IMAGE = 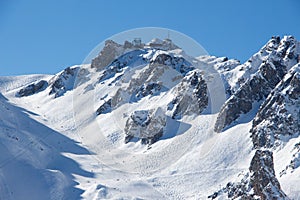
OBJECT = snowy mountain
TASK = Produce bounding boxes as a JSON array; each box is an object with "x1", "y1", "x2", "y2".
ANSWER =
[{"x1": 0, "y1": 36, "x2": 299, "y2": 199}]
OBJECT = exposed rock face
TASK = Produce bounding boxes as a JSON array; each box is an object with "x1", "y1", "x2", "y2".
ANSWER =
[
  {"x1": 100, "y1": 49, "x2": 193, "y2": 111},
  {"x1": 251, "y1": 64, "x2": 300, "y2": 149},
  {"x1": 92, "y1": 38, "x2": 181, "y2": 71},
  {"x1": 214, "y1": 60, "x2": 287, "y2": 133},
  {"x1": 249, "y1": 150, "x2": 287, "y2": 200},
  {"x1": 124, "y1": 108, "x2": 166, "y2": 145},
  {"x1": 16, "y1": 80, "x2": 48, "y2": 97},
  {"x1": 214, "y1": 36, "x2": 299, "y2": 132},
  {"x1": 168, "y1": 69, "x2": 208, "y2": 119},
  {"x1": 110, "y1": 64, "x2": 173, "y2": 110},
  {"x1": 49, "y1": 66, "x2": 79, "y2": 98},
  {"x1": 15, "y1": 66, "x2": 80, "y2": 98},
  {"x1": 209, "y1": 37, "x2": 300, "y2": 199},
  {"x1": 135, "y1": 82, "x2": 163, "y2": 100},
  {"x1": 91, "y1": 40, "x2": 125, "y2": 70},
  {"x1": 98, "y1": 49, "x2": 148, "y2": 83},
  {"x1": 210, "y1": 61, "x2": 300, "y2": 200},
  {"x1": 208, "y1": 172, "x2": 253, "y2": 199},
  {"x1": 151, "y1": 53, "x2": 193, "y2": 75},
  {"x1": 93, "y1": 45, "x2": 206, "y2": 146},
  {"x1": 209, "y1": 150, "x2": 287, "y2": 200},
  {"x1": 96, "y1": 99, "x2": 112, "y2": 115}
]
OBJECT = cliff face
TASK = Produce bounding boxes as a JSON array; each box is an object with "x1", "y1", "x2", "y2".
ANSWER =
[
  {"x1": 251, "y1": 64, "x2": 300, "y2": 149},
  {"x1": 209, "y1": 150, "x2": 288, "y2": 200},
  {"x1": 167, "y1": 69, "x2": 208, "y2": 119},
  {"x1": 215, "y1": 36, "x2": 299, "y2": 133},
  {"x1": 249, "y1": 150, "x2": 287, "y2": 200},
  {"x1": 91, "y1": 40, "x2": 125, "y2": 70}
]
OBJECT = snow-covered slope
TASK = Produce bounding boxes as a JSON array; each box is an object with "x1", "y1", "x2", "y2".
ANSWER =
[
  {"x1": 0, "y1": 36, "x2": 300, "y2": 199},
  {"x1": 0, "y1": 87, "x2": 93, "y2": 200}
]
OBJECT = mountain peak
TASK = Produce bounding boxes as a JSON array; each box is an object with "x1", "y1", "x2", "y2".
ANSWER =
[{"x1": 91, "y1": 38, "x2": 181, "y2": 70}]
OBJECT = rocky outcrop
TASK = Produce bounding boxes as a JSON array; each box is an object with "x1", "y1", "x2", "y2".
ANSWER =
[
  {"x1": 97, "y1": 47, "x2": 191, "y2": 85},
  {"x1": 250, "y1": 150, "x2": 287, "y2": 200},
  {"x1": 251, "y1": 64, "x2": 300, "y2": 149},
  {"x1": 16, "y1": 80, "x2": 48, "y2": 97},
  {"x1": 209, "y1": 150, "x2": 288, "y2": 200},
  {"x1": 98, "y1": 49, "x2": 148, "y2": 83},
  {"x1": 124, "y1": 108, "x2": 166, "y2": 145},
  {"x1": 96, "y1": 99, "x2": 112, "y2": 115},
  {"x1": 91, "y1": 40, "x2": 125, "y2": 70},
  {"x1": 214, "y1": 36, "x2": 299, "y2": 132},
  {"x1": 151, "y1": 53, "x2": 193, "y2": 75},
  {"x1": 208, "y1": 172, "x2": 253, "y2": 199},
  {"x1": 16, "y1": 66, "x2": 80, "y2": 98},
  {"x1": 134, "y1": 82, "x2": 163, "y2": 100},
  {"x1": 49, "y1": 66, "x2": 79, "y2": 98},
  {"x1": 214, "y1": 60, "x2": 287, "y2": 133},
  {"x1": 210, "y1": 38, "x2": 299, "y2": 199},
  {"x1": 167, "y1": 69, "x2": 208, "y2": 119},
  {"x1": 92, "y1": 38, "x2": 181, "y2": 71},
  {"x1": 104, "y1": 50, "x2": 193, "y2": 110}
]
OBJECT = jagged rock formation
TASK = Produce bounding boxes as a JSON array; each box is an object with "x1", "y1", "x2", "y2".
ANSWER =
[
  {"x1": 16, "y1": 80, "x2": 48, "y2": 97},
  {"x1": 98, "y1": 49, "x2": 148, "y2": 83},
  {"x1": 95, "y1": 49, "x2": 193, "y2": 114},
  {"x1": 96, "y1": 47, "x2": 192, "y2": 86},
  {"x1": 167, "y1": 69, "x2": 208, "y2": 119},
  {"x1": 135, "y1": 82, "x2": 163, "y2": 100},
  {"x1": 49, "y1": 66, "x2": 79, "y2": 98},
  {"x1": 208, "y1": 175, "x2": 253, "y2": 199},
  {"x1": 214, "y1": 60, "x2": 287, "y2": 133},
  {"x1": 251, "y1": 64, "x2": 300, "y2": 149},
  {"x1": 96, "y1": 99, "x2": 112, "y2": 115},
  {"x1": 91, "y1": 38, "x2": 181, "y2": 71},
  {"x1": 150, "y1": 52, "x2": 193, "y2": 76},
  {"x1": 250, "y1": 150, "x2": 287, "y2": 200},
  {"x1": 91, "y1": 40, "x2": 125, "y2": 70},
  {"x1": 209, "y1": 150, "x2": 287, "y2": 200},
  {"x1": 210, "y1": 36, "x2": 300, "y2": 199},
  {"x1": 16, "y1": 66, "x2": 80, "y2": 99},
  {"x1": 124, "y1": 108, "x2": 166, "y2": 145},
  {"x1": 214, "y1": 36, "x2": 300, "y2": 132}
]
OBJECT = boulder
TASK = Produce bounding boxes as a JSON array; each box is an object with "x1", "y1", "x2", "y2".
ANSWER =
[
  {"x1": 124, "y1": 108, "x2": 166, "y2": 145},
  {"x1": 16, "y1": 80, "x2": 48, "y2": 97}
]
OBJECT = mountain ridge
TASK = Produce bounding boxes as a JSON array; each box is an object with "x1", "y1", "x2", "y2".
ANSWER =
[{"x1": 0, "y1": 35, "x2": 299, "y2": 199}]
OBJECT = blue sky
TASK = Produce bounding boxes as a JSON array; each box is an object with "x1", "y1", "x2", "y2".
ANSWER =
[{"x1": 1, "y1": 0, "x2": 300, "y2": 76}]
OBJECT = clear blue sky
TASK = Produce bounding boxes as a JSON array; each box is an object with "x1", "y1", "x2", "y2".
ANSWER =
[{"x1": 1, "y1": 0, "x2": 300, "y2": 76}]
